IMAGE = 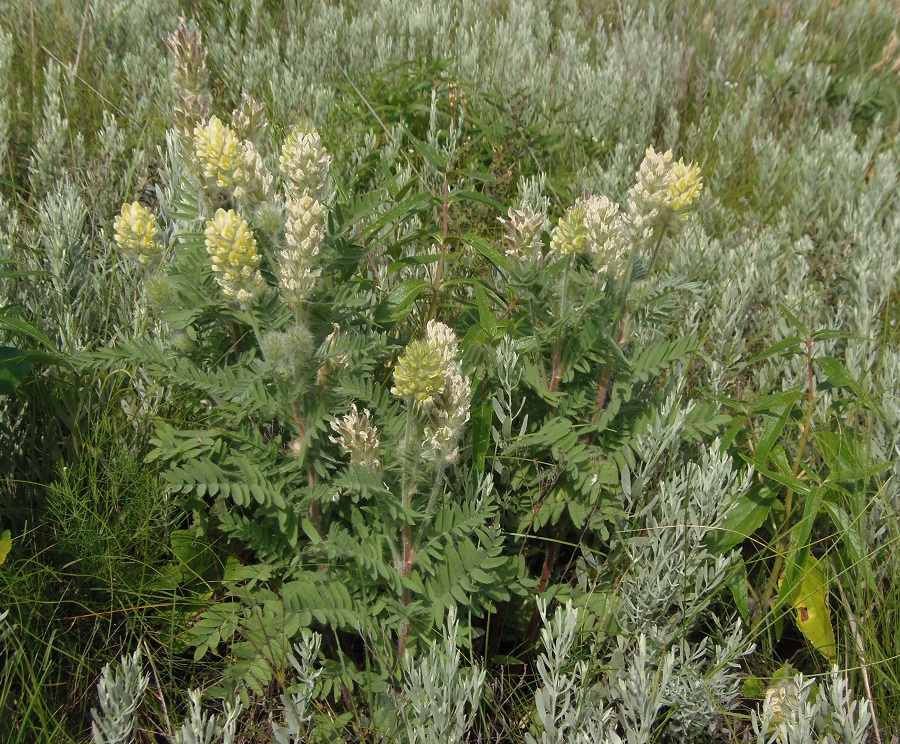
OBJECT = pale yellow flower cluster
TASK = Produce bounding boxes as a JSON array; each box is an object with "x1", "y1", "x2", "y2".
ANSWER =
[
  {"x1": 330, "y1": 403, "x2": 381, "y2": 470},
  {"x1": 548, "y1": 199, "x2": 591, "y2": 259},
  {"x1": 279, "y1": 126, "x2": 330, "y2": 199},
  {"x1": 762, "y1": 678, "x2": 802, "y2": 729},
  {"x1": 193, "y1": 116, "x2": 242, "y2": 188},
  {"x1": 279, "y1": 195, "x2": 326, "y2": 307},
  {"x1": 114, "y1": 201, "x2": 161, "y2": 264},
  {"x1": 232, "y1": 140, "x2": 272, "y2": 203},
  {"x1": 392, "y1": 321, "x2": 471, "y2": 465},
  {"x1": 584, "y1": 195, "x2": 629, "y2": 274},
  {"x1": 667, "y1": 159, "x2": 704, "y2": 216},
  {"x1": 627, "y1": 146, "x2": 703, "y2": 240},
  {"x1": 547, "y1": 195, "x2": 629, "y2": 274},
  {"x1": 203, "y1": 208, "x2": 266, "y2": 303},
  {"x1": 193, "y1": 116, "x2": 272, "y2": 202},
  {"x1": 500, "y1": 204, "x2": 544, "y2": 263},
  {"x1": 276, "y1": 124, "x2": 330, "y2": 305}
]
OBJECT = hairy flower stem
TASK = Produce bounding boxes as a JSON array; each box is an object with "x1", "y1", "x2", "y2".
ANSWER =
[
  {"x1": 548, "y1": 264, "x2": 571, "y2": 404},
  {"x1": 758, "y1": 337, "x2": 817, "y2": 622},
  {"x1": 398, "y1": 405, "x2": 418, "y2": 657},
  {"x1": 416, "y1": 470, "x2": 445, "y2": 547},
  {"x1": 593, "y1": 315, "x2": 629, "y2": 414}
]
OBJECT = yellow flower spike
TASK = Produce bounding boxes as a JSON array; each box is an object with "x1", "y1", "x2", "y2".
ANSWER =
[
  {"x1": 193, "y1": 115, "x2": 241, "y2": 188},
  {"x1": 203, "y1": 208, "x2": 266, "y2": 304},
  {"x1": 114, "y1": 201, "x2": 161, "y2": 264},
  {"x1": 667, "y1": 159, "x2": 703, "y2": 219}
]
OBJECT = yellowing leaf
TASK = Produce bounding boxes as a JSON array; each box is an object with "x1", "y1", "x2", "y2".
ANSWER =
[
  {"x1": 0, "y1": 530, "x2": 11, "y2": 567},
  {"x1": 782, "y1": 554, "x2": 836, "y2": 662}
]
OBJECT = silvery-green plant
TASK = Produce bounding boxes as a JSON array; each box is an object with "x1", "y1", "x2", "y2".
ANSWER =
[
  {"x1": 91, "y1": 648, "x2": 242, "y2": 744},
  {"x1": 751, "y1": 667, "x2": 872, "y2": 744},
  {"x1": 272, "y1": 631, "x2": 322, "y2": 743},
  {"x1": 0, "y1": 27, "x2": 11, "y2": 166},
  {"x1": 526, "y1": 601, "x2": 619, "y2": 744},
  {"x1": 401, "y1": 606, "x2": 485, "y2": 744},
  {"x1": 91, "y1": 649, "x2": 150, "y2": 744},
  {"x1": 172, "y1": 690, "x2": 242, "y2": 744}
]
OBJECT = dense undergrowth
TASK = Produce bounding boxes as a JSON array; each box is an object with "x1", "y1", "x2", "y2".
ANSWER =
[{"x1": 1, "y1": 0, "x2": 898, "y2": 741}]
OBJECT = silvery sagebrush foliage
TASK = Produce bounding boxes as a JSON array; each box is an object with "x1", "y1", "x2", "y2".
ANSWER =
[
  {"x1": 91, "y1": 648, "x2": 242, "y2": 744},
  {"x1": 586, "y1": 400, "x2": 753, "y2": 741},
  {"x1": 400, "y1": 607, "x2": 485, "y2": 744},
  {"x1": 172, "y1": 690, "x2": 242, "y2": 744},
  {"x1": 272, "y1": 631, "x2": 322, "y2": 743},
  {"x1": 0, "y1": 27, "x2": 11, "y2": 165},
  {"x1": 1, "y1": 0, "x2": 896, "y2": 739},
  {"x1": 751, "y1": 668, "x2": 872, "y2": 744},
  {"x1": 91, "y1": 649, "x2": 150, "y2": 744},
  {"x1": 526, "y1": 601, "x2": 620, "y2": 744}
]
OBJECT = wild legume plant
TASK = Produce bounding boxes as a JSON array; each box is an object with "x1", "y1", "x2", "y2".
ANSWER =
[{"x1": 87, "y1": 18, "x2": 752, "y2": 738}]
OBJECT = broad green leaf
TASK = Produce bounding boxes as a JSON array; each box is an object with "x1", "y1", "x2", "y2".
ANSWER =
[
  {"x1": 377, "y1": 278, "x2": 430, "y2": 322},
  {"x1": 454, "y1": 233, "x2": 510, "y2": 272},
  {"x1": 820, "y1": 502, "x2": 864, "y2": 570},
  {"x1": 747, "y1": 459, "x2": 810, "y2": 496},
  {"x1": 473, "y1": 283, "x2": 497, "y2": 339},
  {"x1": 405, "y1": 130, "x2": 448, "y2": 171},
  {"x1": 782, "y1": 486, "x2": 824, "y2": 599},
  {"x1": 782, "y1": 554, "x2": 837, "y2": 662},
  {"x1": 470, "y1": 397, "x2": 492, "y2": 473},
  {"x1": 707, "y1": 484, "x2": 777, "y2": 554},
  {"x1": 0, "y1": 346, "x2": 33, "y2": 396},
  {"x1": 817, "y1": 356, "x2": 866, "y2": 399},
  {"x1": 752, "y1": 405, "x2": 793, "y2": 468},
  {"x1": 746, "y1": 336, "x2": 803, "y2": 365},
  {"x1": 0, "y1": 317, "x2": 57, "y2": 350},
  {"x1": 748, "y1": 388, "x2": 803, "y2": 413},
  {"x1": 0, "y1": 530, "x2": 10, "y2": 567},
  {"x1": 725, "y1": 556, "x2": 750, "y2": 623},
  {"x1": 778, "y1": 304, "x2": 811, "y2": 337},
  {"x1": 449, "y1": 189, "x2": 507, "y2": 212},
  {"x1": 359, "y1": 192, "x2": 434, "y2": 240}
]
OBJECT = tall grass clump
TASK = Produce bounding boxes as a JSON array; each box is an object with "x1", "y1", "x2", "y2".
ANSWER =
[{"x1": 0, "y1": 0, "x2": 897, "y2": 741}]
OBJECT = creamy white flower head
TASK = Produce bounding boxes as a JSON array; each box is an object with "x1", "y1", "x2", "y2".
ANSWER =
[
  {"x1": 114, "y1": 201, "x2": 161, "y2": 264},
  {"x1": 193, "y1": 116, "x2": 242, "y2": 189},
  {"x1": 232, "y1": 140, "x2": 273, "y2": 203},
  {"x1": 761, "y1": 678, "x2": 802, "y2": 730},
  {"x1": 423, "y1": 367, "x2": 471, "y2": 465},
  {"x1": 667, "y1": 159, "x2": 703, "y2": 217},
  {"x1": 501, "y1": 203, "x2": 544, "y2": 263},
  {"x1": 280, "y1": 125, "x2": 330, "y2": 199},
  {"x1": 330, "y1": 403, "x2": 381, "y2": 470},
  {"x1": 204, "y1": 208, "x2": 266, "y2": 303},
  {"x1": 278, "y1": 195, "x2": 326, "y2": 307},
  {"x1": 391, "y1": 321, "x2": 460, "y2": 406},
  {"x1": 583, "y1": 195, "x2": 630, "y2": 275},
  {"x1": 626, "y1": 146, "x2": 702, "y2": 241}
]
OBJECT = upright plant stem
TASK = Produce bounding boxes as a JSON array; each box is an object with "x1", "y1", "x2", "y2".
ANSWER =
[
  {"x1": 758, "y1": 337, "x2": 817, "y2": 619},
  {"x1": 398, "y1": 404, "x2": 418, "y2": 656}
]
